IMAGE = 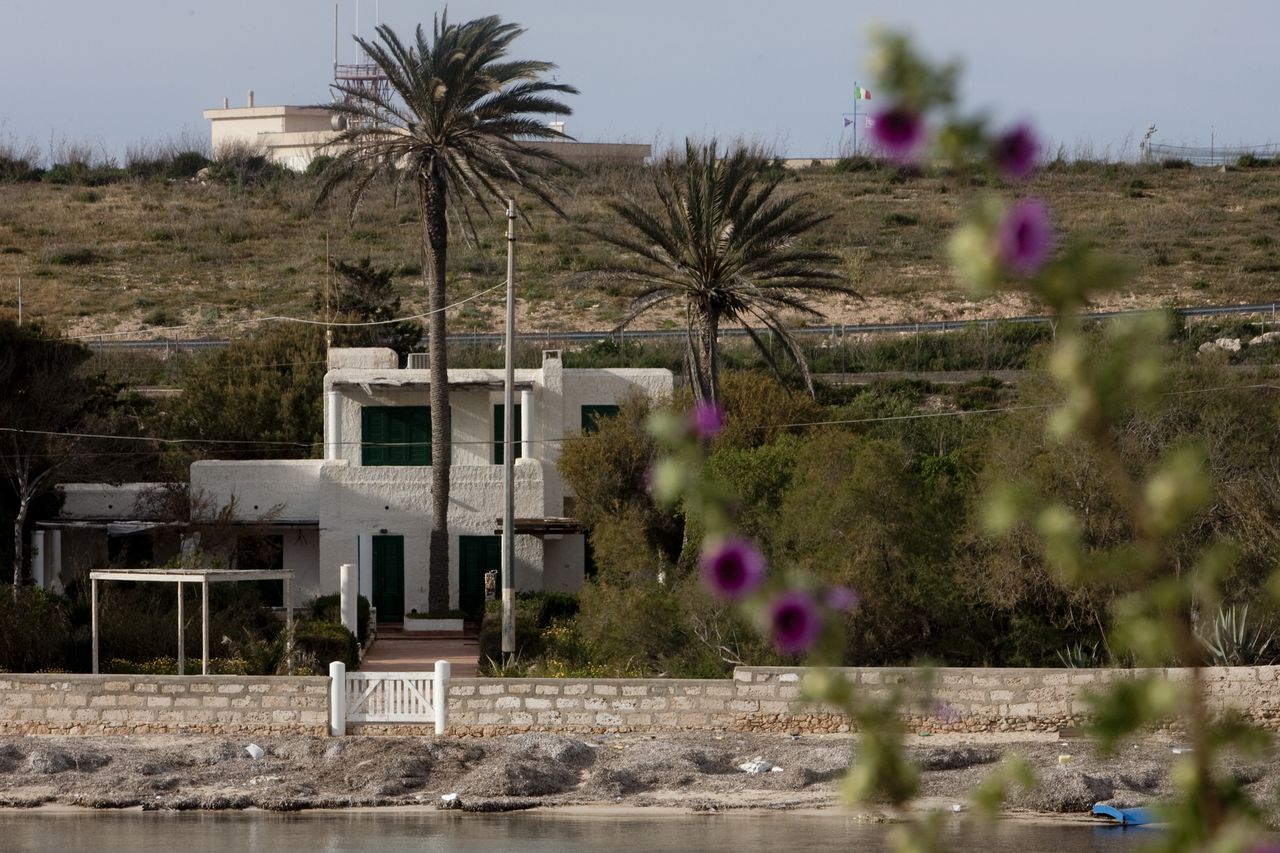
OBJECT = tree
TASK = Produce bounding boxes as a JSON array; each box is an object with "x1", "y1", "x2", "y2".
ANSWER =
[
  {"x1": 594, "y1": 140, "x2": 855, "y2": 402},
  {"x1": 317, "y1": 14, "x2": 577, "y2": 612},
  {"x1": 0, "y1": 321, "x2": 112, "y2": 595},
  {"x1": 162, "y1": 325, "x2": 325, "y2": 472},
  {"x1": 314, "y1": 256, "x2": 422, "y2": 357}
]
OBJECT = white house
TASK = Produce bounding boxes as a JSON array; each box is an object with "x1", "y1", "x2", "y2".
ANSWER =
[{"x1": 183, "y1": 347, "x2": 672, "y2": 619}]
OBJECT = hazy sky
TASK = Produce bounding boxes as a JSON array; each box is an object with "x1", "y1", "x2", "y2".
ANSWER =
[{"x1": 1, "y1": 0, "x2": 1276, "y2": 161}]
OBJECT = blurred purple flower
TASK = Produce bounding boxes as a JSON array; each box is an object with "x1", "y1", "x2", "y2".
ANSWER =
[
  {"x1": 933, "y1": 701, "x2": 962, "y2": 725},
  {"x1": 870, "y1": 106, "x2": 925, "y2": 162},
  {"x1": 690, "y1": 400, "x2": 726, "y2": 440},
  {"x1": 826, "y1": 585, "x2": 859, "y2": 612},
  {"x1": 769, "y1": 591, "x2": 823, "y2": 655},
  {"x1": 992, "y1": 123, "x2": 1040, "y2": 181},
  {"x1": 700, "y1": 537, "x2": 766, "y2": 600},
  {"x1": 996, "y1": 198, "x2": 1054, "y2": 275}
]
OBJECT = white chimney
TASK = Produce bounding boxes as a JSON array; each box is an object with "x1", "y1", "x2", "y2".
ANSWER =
[
  {"x1": 247, "y1": 89, "x2": 255, "y2": 108},
  {"x1": 222, "y1": 96, "x2": 229, "y2": 109}
]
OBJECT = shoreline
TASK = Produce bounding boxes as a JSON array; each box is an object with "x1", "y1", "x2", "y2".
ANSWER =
[{"x1": 0, "y1": 731, "x2": 1262, "y2": 824}]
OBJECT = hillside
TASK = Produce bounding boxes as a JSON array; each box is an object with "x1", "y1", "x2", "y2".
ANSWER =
[{"x1": 1, "y1": 158, "x2": 1278, "y2": 340}]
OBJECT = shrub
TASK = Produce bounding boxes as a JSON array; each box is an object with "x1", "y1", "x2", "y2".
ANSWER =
[
  {"x1": 304, "y1": 154, "x2": 334, "y2": 177},
  {"x1": 104, "y1": 656, "x2": 251, "y2": 675},
  {"x1": 0, "y1": 587, "x2": 72, "y2": 672},
  {"x1": 477, "y1": 591, "x2": 580, "y2": 665},
  {"x1": 293, "y1": 620, "x2": 359, "y2": 670},
  {"x1": 308, "y1": 593, "x2": 371, "y2": 643}
]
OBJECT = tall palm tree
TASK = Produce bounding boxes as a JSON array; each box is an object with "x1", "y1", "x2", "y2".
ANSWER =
[
  {"x1": 595, "y1": 140, "x2": 855, "y2": 402},
  {"x1": 317, "y1": 14, "x2": 577, "y2": 612}
]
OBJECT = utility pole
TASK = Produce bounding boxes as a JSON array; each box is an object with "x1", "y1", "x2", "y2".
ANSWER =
[
  {"x1": 501, "y1": 199, "x2": 517, "y2": 666},
  {"x1": 16, "y1": 277, "x2": 22, "y2": 325}
]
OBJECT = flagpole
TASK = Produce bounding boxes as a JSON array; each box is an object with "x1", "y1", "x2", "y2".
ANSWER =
[{"x1": 853, "y1": 82, "x2": 859, "y2": 154}]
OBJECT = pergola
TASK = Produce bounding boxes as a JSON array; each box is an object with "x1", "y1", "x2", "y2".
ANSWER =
[{"x1": 89, "y1": 568, "x2": 295, "y2": 676}]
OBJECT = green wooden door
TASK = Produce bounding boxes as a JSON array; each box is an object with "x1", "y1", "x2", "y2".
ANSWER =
[
  {"x1": 371, "y1": 535, "x2": 405, "y2": 622},
  {"x1": 459, "y1": 535, "x2": 501, "y2": 617}
]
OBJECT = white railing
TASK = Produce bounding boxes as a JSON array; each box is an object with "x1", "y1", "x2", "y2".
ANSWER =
[{"x1": 328, "y1": 660, "x2": 450, "y2": 736}]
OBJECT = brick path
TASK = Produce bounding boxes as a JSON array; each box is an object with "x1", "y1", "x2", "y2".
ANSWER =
[{"x1": 359, "y1": 624, "x2": 480, "y2": 676}]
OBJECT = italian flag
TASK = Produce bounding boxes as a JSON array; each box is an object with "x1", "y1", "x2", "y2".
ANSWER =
[{"x1": 855, "y1": 85, "x2": 871, "y2": 100}]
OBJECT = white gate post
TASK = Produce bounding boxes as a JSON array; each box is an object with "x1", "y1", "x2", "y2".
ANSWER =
[
  {"x1": 339, "y1": 563, "x2": 357, "y2": 638},
  {"x1": 329, "y1": 660, "x2": 347, "y2": 737},
  {"x1": 433, "y1": 660, "x2": 451, "y2": 736}
]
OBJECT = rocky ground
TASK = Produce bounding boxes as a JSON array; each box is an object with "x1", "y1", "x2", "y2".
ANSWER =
[{"x1": 0, "y1": 731, "x2": 1273, "y2": 821}]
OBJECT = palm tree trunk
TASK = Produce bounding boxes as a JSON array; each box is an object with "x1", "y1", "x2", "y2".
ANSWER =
[
  {"x1": 693, "y1": 309, "x2": 720, "y2": 403},
  {"x1": 421, "y1": 173, "x2": 452, "y2": 613}
]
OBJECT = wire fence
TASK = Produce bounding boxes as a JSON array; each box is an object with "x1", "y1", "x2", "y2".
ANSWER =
[{"x1": 1146, "y1": 142, "x2": 1280, "y2": 167}]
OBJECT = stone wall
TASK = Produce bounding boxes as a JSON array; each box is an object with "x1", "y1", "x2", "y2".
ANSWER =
[
  {"x1": 0, "y1": 674, "x2": 329, "y2": 736},
  {"x1": 4, "y1": 667, "x2": 1277, "y2": 738}
]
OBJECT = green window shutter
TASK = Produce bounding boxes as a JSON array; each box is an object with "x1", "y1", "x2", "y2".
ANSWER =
[
  {"x1": 493, "y1": 404, "x2": 522, "y2": 464},
  {"x1": 362, "y1": 407, "x2": 387, "y2": 465},
  {"x1": 362, "y1": 406, "x2": 430, "y2": 466},
  {"x1": 581, "y1": 404, "x2": 620, "y2": 434}
]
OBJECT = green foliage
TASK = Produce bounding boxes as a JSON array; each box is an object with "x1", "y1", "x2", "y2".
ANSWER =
[
  {"x1": 104, "y1": 656, "x2": 251, "y2": 675},
  {"x1": 0, "y1": 587, "x2": 72, "y2": 672},
  {"x1": 315, "y1": 256, "x2": 422, "y2": 355},
  {"x1": 206, "y1": 141, "x2": 284, "y2": 187},
  {"x1": 307, "y1": 593, "x2": 372, "y2": 644},
  {"x1": 161, "y1": 324, "x2": 325, "y2": 472},
  {"x1": 293, "y1": 620, "x2": 359, "y2": 671},
  {"x1": 477, "y1": 591, "x2": 580, "y2": 666}
]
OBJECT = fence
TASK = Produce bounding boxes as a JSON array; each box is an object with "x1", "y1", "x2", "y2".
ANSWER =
[
  {"x1": 1147, "y1": 142, "x2": 1280, "y2": 167},
  {"x1": 327, "y1": 660, "x2": 450, "y2": 737}
]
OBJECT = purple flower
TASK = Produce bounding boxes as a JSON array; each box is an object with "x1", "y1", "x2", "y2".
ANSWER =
[
  {"x1": 933, "y1": 701, "x2": 962, "y2": 725},
  {"x1": 700, "y1": 537, "x2": 766, "y2": 600},
  {"x1": 991, "y1": 123, "x2": 1040, "y2": 181},
  {"x1": 826, "y1": 585, "x2": 859, "y2": 612},
  {"x1": 996, "y1": 198, "x2": 1054, "y2": 276},
  {"x1": 690, "y1": 400, "x2": 726, "y2": 440},
  {"x1": 769, "y1": 591, "x2": 823, "y2": 655},
  {"x1": 870, "y1": 106, "x2": 925, "y2": 162}
]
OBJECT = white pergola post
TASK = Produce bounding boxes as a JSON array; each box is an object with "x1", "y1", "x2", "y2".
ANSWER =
[
  {"x1": 90, "y1": 577, "x2": 99, "y2": 674},
  {"x1": 285, "y1": 576, "x2": 294, "y2": 675},
  {"x1": 177, "y1": 581, "x2": 185, "y2": 675},
  {"x1": 325, "y1": 391, "x2": 342, "y2": 460},
  {"x1": 49, "y1": 530, "x2": 62, "y2": 591},
  {"x1": 339, "y1": 563, "x2": 357, "y2": 637},
  {"x1": 520, "y1": 388, "x2": 533, "y2": 461},
  {"x1": 201, "y1": 579, "x2": 210, "y2": 676},
  {"x1": 29, "y1": 530, "x2": 45, "y2": 589}
]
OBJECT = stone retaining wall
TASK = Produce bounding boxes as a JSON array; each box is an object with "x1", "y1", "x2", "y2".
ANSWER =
[
  {"x1": 0, "y1": 674, "x2": 330, "y2": 736},
  {"x1": 3, "y1": 666, "x2": 1277, "y2": 737}
]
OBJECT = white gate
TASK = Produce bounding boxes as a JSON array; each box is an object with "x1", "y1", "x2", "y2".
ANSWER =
[{"x1": 328, "y1": 660, "x2": 450, "y2": 736}]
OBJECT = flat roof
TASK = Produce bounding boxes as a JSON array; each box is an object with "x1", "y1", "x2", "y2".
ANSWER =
[{"x1": 90, "y1": 568, "x2": 295, "y2": 583}]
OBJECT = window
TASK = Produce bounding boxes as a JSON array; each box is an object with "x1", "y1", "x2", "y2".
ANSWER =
[
  {"x1": 362, "y1": 406, "x2": 430, "y2": 466},
  {"x1": 492, "y1": 404, "x2": 522, "y2": 464},
  {"x1": 581, "y1": 404, "x2": 620, "y2": 434}
]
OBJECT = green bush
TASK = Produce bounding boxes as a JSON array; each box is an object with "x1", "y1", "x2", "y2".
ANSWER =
[
  {"x1": 0, "y1": 587, "x2": 72, "y2": 672},
  {"x1": 293, "y1": 620, "x2": 358, "y2": 670},
  {"x1": 104, "y1": 656, "x2": 251, "y2": 675},
  {"x1": 308, "y1": 593, "x2": 371, "y2": 643},
  {"x1": 478, "y1": 592, "x2": 580, "y2": 665}
]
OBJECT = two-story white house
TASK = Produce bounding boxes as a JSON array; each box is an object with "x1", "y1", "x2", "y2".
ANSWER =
[{"x1": 183, "y1": 347, "x2": 672, "y2": 619}]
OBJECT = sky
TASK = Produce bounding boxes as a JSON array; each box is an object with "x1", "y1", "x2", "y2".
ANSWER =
[{"x1": 1, "y1": 0, "x2": 1277, "y2": 162}]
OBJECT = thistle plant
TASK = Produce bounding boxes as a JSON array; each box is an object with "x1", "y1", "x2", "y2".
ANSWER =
[{"x1": 646, "y1": 29, "x2": 1275, "y2": 853}]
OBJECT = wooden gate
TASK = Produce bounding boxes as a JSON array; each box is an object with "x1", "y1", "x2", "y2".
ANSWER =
[{"x1": 329, "y1": 661, "x2": 451, "y2": 736}]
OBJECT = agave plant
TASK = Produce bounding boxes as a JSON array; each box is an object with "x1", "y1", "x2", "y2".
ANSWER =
[{"x1": 1197, "y1": 603, "x2": 1276, "y2": 666}]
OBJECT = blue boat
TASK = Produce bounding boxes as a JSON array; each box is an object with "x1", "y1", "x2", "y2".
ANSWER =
[{"x1": 1092, "y1": 803, "x2": 1155, "y2": 826}]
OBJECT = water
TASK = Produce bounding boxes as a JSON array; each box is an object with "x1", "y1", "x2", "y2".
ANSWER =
[{"x1": 0, "y1": 810, "x2": 1154, "y2": 852}]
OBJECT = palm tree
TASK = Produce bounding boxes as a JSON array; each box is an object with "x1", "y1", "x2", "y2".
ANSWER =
[
  {"x1": 595, "y1": 140, "x2": 855, "y2": 402},
  {"x1": 317, "y1": 14, "x2": 577, "y2": 612}
]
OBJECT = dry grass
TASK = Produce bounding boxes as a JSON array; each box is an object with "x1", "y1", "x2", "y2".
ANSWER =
[{"x1": 1, "y1": 159, "x2": 1279, "y2": 339}]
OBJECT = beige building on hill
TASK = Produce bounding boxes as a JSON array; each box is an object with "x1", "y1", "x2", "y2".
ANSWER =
[{"x1": 204, "y1": 93, "x2": 651, "y2": 172}]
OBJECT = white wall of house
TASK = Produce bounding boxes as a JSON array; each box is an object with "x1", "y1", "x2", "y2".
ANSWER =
[{"x1": 187, "y1": 349, "x2": 673, "y2": 616}]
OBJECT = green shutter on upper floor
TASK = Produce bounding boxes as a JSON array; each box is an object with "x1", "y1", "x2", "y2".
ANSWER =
[{"x1": 361, "y1": 406, "x2": 430, "y2": 466}]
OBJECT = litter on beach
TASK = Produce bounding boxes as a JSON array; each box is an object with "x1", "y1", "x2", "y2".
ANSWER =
[
  {"x1": 244, "y1": 743, "x2": 264, "y2": 760},
  {"x1": 737, "y1": 757, "x2": 781, "y2": 774}
]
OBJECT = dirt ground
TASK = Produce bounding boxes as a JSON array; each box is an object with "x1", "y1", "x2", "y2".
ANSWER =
[{"x1": 0, "y1": 730, "x2": 1274, "y2": 821}]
